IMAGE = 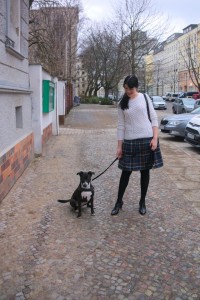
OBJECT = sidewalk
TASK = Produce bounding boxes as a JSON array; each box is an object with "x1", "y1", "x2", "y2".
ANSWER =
[{"x1": 0, "y1": 105, "x2": 200, "y2": 300}]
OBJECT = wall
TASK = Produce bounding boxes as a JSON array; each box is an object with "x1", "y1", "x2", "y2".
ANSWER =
[
  {"x1": 0, "y1": 133, "x2": 34, "y2": 201},
  {"x1": 29, "y1": 64, "x2": 59, "y2": 154},
  {"x1": 58, "y1": 81, "x2": 66, "y2": 125},
  {"x1": 0, "y1": 0, "x2": 34, "y2": 203}
]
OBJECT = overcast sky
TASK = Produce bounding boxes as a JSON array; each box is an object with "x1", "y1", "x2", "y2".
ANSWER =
[{"x1": 81, "y1": 0, "x2": 200, "y2": 34}]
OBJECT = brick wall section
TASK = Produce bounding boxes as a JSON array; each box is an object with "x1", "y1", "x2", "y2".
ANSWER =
[
  {"x1": 0, "y1": 133, "x2": 34, "y2": 203},
  {"x1": 42, "y1": 124, "x2": 52, "y2": 147}
]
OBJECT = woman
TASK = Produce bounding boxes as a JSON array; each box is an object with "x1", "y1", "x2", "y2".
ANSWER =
[{"x1": 111, "y1": 75, "x2": 163, "y2": 216}]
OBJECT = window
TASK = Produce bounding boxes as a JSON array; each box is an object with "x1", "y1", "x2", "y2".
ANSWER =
[
  {"x1": 6, "y1": 0, "x2": 21, "y2": 54},
  {"x1": 15, "y1": 106, "x2": 23, "y2": 128}
]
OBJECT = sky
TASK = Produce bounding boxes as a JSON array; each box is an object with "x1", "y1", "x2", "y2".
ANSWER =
[{"x1": 81, "y1": 0, "x2": 200, "y2": 35}]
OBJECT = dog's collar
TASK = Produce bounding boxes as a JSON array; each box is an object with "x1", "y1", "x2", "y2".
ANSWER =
[{"x1": 81, "y1": 188, "x2": 92, "y2": 191}]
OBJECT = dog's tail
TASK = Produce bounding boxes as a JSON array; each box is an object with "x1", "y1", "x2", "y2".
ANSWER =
[{"x1": 57, "y1": 199, "x2": 71, "y2": 203}]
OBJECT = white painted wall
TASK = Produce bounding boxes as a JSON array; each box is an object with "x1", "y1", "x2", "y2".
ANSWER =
[
  {"x1": 0, "y1": 93, "x2": 32, "y2": 154},
  {"x1": 52, "y1": 77, "x2": 59, "y2": 136},
  {"x1": 29, "y1": 65, "x2": 59, "y2": 154},
  {"x1": 29, "y1": 65, "x2": 43, "y2": 153},
  {"x1": 0, "y1": 0, "x2": 32, "y2": 155},
  {"x1": 58, "y1": 81, "x2": 66, "y2": 115}
]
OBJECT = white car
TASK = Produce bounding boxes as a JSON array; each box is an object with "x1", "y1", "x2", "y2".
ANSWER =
[
  {"x1": 151, "y1": 96, "x2": 167, "y2": 110},
  {"x1": 194, "y1": 99, "x2": 200, "y2": 109},
  {"x1": 185, "y1": 115, "x2": 200, "y2": 147}
]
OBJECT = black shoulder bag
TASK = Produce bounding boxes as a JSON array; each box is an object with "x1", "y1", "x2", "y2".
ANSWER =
[
  {"x1": 143, "y1": 93, "x2": 151, "y2": 122},
  {"x1": 143, "y1": 93, "x2": 158, "y2": 167}
]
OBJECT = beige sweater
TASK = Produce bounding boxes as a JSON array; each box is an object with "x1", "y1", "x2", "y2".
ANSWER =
[{"x1": 117, "y1": 93, "x2": 158, "y2": 140}]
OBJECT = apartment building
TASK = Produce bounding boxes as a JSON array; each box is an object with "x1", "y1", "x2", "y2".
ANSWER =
[
  {"x1": 75, "y1": 55, "x2": 87, "y2": 97},
  {"x1": 152, "y1": 24, "x2": 200, "y2": 96},
  {"x1": 178, "y1": 24, "x2": 199, "y2": 92},
  {"x1": 144, "y1": 51, "x2": 154, "y2": 95}
]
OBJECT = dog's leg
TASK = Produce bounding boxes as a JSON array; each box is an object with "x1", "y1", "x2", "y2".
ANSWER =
[
  {"x1": 77, "y1": 200, "x2": 82, "y2": 218},
  {"x1": 87, "y1": 200, "x2": 91, "y2": 208},
  {"x1": 70, "y1": 199, "x2": 78, "y2": 210},
  {"x1": 90, "y1": 196, "x2": 95, "y2": 216}
]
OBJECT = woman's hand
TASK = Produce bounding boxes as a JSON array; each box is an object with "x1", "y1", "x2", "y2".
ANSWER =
[
  {"x1": 150, "y1": 137, "x2": 158, "y2": 151},
  {"x1": 117, "y1": 147, "x2": 123, "y2": 159},
  {"x1": 117, "y1": 140, "x2": 123, "y2": 159}
]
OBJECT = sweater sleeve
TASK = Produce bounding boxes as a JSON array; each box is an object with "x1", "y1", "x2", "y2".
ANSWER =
[
  {"x1": 117, "y1": 104, "x2": 125, "y2": 140},
  {"x1": 145, "y1": 94, "x2": 158, "y2": 127}
]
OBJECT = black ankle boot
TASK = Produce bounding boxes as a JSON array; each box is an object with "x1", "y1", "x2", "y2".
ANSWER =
[
  {"x1": 111, "y1": 201, "x2": 123, "y2": 216},
  {"x1": 139, "y1": 200, "x2": 146, "y2": 215}
]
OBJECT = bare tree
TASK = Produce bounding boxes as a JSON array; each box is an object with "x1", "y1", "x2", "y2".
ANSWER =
[
  {"x1": 29, "y1": 0, "x2": 34, "y2": 8},
  {"x1": 180, "y1": 36, "x2": 200, "y2": 91},
  {"x1": 81, "y1": 24, "x2": 128, "y2": 97},
  {"x1": 113, "y1": 0, "x2": 168, "y2": 85},
  {"x1": 29, "y1": 0, "x2": 81, "y2": 81}
]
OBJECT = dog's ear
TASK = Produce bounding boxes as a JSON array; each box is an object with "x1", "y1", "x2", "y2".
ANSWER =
[
  {"x1": 88, "y1": 171, "x2": 95, "y2": 176},
  {"x1": 77, "y1": 171, "x2": 83, "y2": 176}
]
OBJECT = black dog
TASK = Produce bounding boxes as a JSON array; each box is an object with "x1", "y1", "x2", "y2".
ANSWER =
[{"x1": 58, "y1": 171, "x2": 95, "y2": 218}]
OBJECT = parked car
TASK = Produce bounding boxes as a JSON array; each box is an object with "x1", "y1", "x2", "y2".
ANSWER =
[
  {"x1": 172, "y1": 98, "x2": 195, "y2": 114},
  {"x1": 159, "y1": 107, "x2": 200, "y2": 138},
  {"x1": 185, "y1": 115, "x2": 200, "y2": 147},
  {"x1": 165, "y1": 92, "x2": 179, "y2": 102},
  {"x1": 73, "y1": 96, "x2": 80, "y2": 106},
  {"x1": 194, "y1": 99, "x2": 200, "y2": 109},
  {"x1": 179, "y1": 91, "x2": 199, "y2": 98},
  {"x1": 151, "y1": 96, "x2": 167, "y2": 110},
  {"x1": 192, "y1": 93, "x2": 200, "y2": 100}
]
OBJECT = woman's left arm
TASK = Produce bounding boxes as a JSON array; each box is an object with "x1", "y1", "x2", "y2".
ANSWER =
[{"x1": 150, "y1": 126, "x2": 158, "y2": 150}]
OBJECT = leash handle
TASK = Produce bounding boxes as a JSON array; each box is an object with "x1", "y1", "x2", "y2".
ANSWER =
[{"x1": 92, "y1": 157, "x2": 118, "y2": 181}]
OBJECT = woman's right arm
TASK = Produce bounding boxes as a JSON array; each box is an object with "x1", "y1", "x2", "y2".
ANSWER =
[
  {"x1": 117, "y1": 106, "x2": 125, "y2": 158},
  {"x1": 117, "y1": 140, "x2": 123, "y2": 159}
]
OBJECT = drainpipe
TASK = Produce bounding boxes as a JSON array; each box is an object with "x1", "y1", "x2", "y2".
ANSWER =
[
  {"x1": 53, "y1": 77, "x2": 59, "y2": 136},
  {"x1": 6, "y1": 0, "x2": 10, "y2": 36}
]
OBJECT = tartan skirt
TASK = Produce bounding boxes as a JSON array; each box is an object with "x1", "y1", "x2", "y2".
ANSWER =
[{"x1": 118, "y1": 137, "x2": 163, "y2": 171}]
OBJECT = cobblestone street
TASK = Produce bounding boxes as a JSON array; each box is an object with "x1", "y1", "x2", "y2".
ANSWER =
[{"x1": 0, "y1": 104, "x2": 200, "y2": 300}]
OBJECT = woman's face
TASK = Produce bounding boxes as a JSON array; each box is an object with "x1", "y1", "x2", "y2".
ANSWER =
[{"x1": 124, "y1": 84, "x2": 135, "y2": 98}]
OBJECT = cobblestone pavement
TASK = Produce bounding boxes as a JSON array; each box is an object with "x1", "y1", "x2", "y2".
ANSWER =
[{"x1": 0, "y1": 105, "x2": 200, "y2": 300}]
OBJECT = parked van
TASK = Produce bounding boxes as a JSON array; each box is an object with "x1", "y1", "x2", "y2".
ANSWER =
[
  {"x1": 185, "y1": 115, "x2": 200, "y2": 147},
  {"x1": 179, "y1": 91, "x2": 199, "y2": 98},
  {"x1": 165, "y1": 92, "x2": 179, "y2": 102}
]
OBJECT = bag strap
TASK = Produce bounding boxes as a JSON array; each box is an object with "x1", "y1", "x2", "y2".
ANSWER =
[{"x1": 143, "y1": 93, "x2": 151, "y2": 122}]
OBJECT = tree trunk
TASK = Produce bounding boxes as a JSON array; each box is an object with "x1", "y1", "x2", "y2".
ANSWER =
[{"x1": 104, "y1": 89, "x2": 109, "y2": 98}]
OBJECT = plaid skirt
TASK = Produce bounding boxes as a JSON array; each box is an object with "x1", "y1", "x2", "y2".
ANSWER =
[{"x1": 118, "y1": 137, "x2": 163, "y2": 171}]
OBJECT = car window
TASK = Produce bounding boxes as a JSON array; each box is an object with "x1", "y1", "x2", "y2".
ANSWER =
[
  {"x1": 191, "y1": 107, "x2": 200, "y2": 114},
  {"x1": 153, "y1": 97, "x2": 164, "y2": 102},
  {"x1": 182, "y1": 98, "x2": 195, "y2": 104}
]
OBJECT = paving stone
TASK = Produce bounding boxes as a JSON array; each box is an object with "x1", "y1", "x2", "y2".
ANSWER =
[{"x1": 0, "y1": 105, "x2": 200, "y2": 299}]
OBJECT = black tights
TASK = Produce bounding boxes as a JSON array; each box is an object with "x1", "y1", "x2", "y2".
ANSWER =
[{"x1": 117, "y1": 170, "x2": 150, "y2": 203}]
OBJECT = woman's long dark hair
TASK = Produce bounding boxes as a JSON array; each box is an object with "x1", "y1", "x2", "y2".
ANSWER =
[{"x1": 119, "y1": 75, "x2": 139, "y2": 110}]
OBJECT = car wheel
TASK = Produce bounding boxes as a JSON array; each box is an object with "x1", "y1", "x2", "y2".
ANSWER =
[
  {"x1": 172, "y1": 107, "x2": 176, "y2": 114},
  {"x1": 182, "y1": 109, "x2": 186, "y2": 113}
]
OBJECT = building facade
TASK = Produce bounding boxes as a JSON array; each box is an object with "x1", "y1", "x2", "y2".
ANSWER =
[
  {"x1": 75, "y1": 55, "x2": 87, "y2": 97},
  {"x1": 0, "y1": 0, "x2": 34, "y2": 202},
  {"x1": 152, "y1": 24, "x2": 200, "y2": 96}
]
